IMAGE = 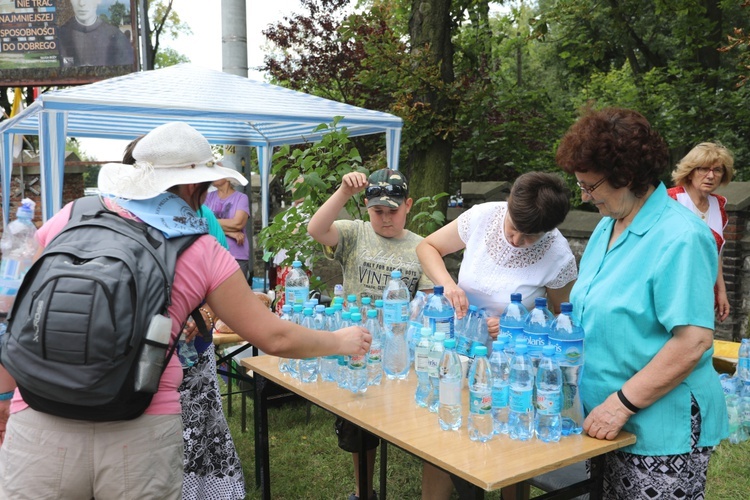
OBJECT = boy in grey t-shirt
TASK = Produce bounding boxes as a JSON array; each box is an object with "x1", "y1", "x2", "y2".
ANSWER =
[{"x1": 308, "y1": 168, "x2": 433, "y2": 500}]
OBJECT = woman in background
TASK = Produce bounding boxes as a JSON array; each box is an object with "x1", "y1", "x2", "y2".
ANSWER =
[
  {"x1": 205, "y1": 177, "x2": 251, "y2": 278},
  {"x1": 668, "y1": 142, "x2": 734, "y2": 322}
]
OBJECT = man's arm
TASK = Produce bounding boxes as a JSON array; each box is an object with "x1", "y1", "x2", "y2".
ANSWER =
[{"x1": 308, "y1": 172, "x2": 368, "y2": 247}]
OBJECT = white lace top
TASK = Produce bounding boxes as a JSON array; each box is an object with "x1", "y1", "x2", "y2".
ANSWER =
[{"x1": 456, "y1": 202, "x2": 577, "y2": 315}]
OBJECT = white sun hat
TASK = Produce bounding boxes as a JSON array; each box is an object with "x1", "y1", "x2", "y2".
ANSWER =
[{"x1": 98, "y1": 122, "x2": 248, "y2": 200}]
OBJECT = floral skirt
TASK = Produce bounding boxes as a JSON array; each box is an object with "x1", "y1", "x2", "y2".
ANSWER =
[{"x1": 179, "y1": 348, "x2": 246, "y2": 500}]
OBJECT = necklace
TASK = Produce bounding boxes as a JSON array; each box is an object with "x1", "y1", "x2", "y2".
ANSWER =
[{"x1": 695, "y1": 206, "x2": 708, "y2": 221}]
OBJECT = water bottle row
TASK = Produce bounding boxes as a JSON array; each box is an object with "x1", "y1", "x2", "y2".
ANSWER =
[
  {"x1": 0, "y1": 199, "x2": 39, "y2": 315},
  {"x1": 719, "y1": 372, "x2": 750, "y2": 444}
]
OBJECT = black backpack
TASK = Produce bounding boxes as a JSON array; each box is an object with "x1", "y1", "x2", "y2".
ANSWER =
[{"x1": 1, "y1": 196, "x2": 203, "y2": 421}]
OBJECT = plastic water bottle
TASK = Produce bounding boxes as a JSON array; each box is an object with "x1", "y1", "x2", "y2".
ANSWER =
[
  {"x1": 0, "y1": 199, "x2": 39, "y2": 314},
  {"x1": 319, "y1": 307, "x2": 339, "y2": 382},
  {"x1": 360, "y1": 296, "x2": 374, "y2": 316},
  {"x1": 278, "y1": 304, "x2": 293, "y2": 373},
  {"x1": 524, "y1": 297, "x2": 554, "y2": 363},
  {"x1": 365, "y1": 309, "x2": 383, "y2": 386},
  {"x1": 548, "y1": 302, "x2": 585, "y2": 435},
  {"x1": 508, "y1": 340, "x2": 535, "y2": 440},
  {"x1": 500, "y1": 293, "x2": 529, "y2": 354},
  {"x1": 406, "y1": 291, "x2": 427, "y2": 365},
  {"x1": 423, "y1": 286, "x2": 455, "y2": 340},
  {"x1": 177, "y1": 333, "x2": 199, "y2": 368},
  {"x1": 287, "y1": 303, "x2": 305, "y2": 378},
  {"x1": 739, "y1": 382, "x2": 750, "y2": 442},
  {"x1": 415, "y1": 327, "x2": 433, "y2": 407},
  {"x1": 334, "y1": 284, "x2": 345, "y2": 303},
  {"x1": 438, "y1": 337, "x2": 463, "y2": 430},
  {"x1": 383, "y1": 270, "x2": 410, "y2": 380},
  {"x1": 348, "y1": 312, "x2": 368, "y2": 393},
  {"x1": 298, "y1": 307, "x2": 319, "y2": 383},
  {"x1": 374, "y1": 299, "x2": 384, "y2": 327},
  {"x1": 535, "y1": 345, "x2": 562, "y2": 442},
  {"x1": 727, "y1": 394, "x2": 745, "y2": 444},
  {"x1": 427, "y1": 331, "x2": 445, "y2": 412},
  {"x1": 490, "y1": 338, "x2": 511, "y2": 434},
  {"x1": 738, "y1": 339, "x2": 750, "y2": 382},
  {"x1": 337, "y1": 355, "x2": 349, "y2": 390},
  {"x1": 468, "y1": 345, "x2": 494, "y2": 442},
  {"x1": 285, "y1": 260, "x2": 309, "y2": 308},
  {"x1": 457, "y1": 305, "x2": 489, "y2": 357},
  {"x1": 346, "y1": 294, "x2": 360, "y2": 316}
]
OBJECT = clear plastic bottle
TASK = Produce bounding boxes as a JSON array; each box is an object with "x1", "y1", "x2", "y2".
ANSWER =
[
  {"x1": 523, "y1": 297, "x2": 554, "y2": 363},
  {"x1": 360, "y1": 296, "x2": 374, "y2": 317},
  {"x1": 374, "y1": 299, "x2": 384, "y2": 328},
  {"x1": 365, "y1": 309, "x2": 383, "y2": 386},
  {"x1": 438, "y1": 337, "x2": 463, "y2": 430},
  {"x1": 499, "y1": 293, "x2": 529, "y2": 354},
  {"x1": 0, "y1": 199, "x2": 39, "y2": 314},
  {"x1": 740, "y1": 382, "x2": 750, "y2": 442},
  {"x1": 319, "y1": 306, "x2": 339, "y2": 382},
  {"x1": 489, "y1": 338, "x2": 511, "y2": 434},
  {"x1": 458, "y1": 305, "x2": 486, "y2": 357},
  {"x1": 348, "y1": 312, "x2": 367, "y2": 393},
  {"x1": 345, "y1": 294, "x2": 360, "y2": 317},
  {"x1": 284, "y1": 260, "x2": 310, "y2": 308},
  {"x1": 382, "y1": 270, "x2": 410, "y2": 380},
  {"x1": 288, "y1": 303, "x2": 305, "y2": 379},
  {"x1": 427, "y1": 331, "x2": 446, "y2": 413},
  {"x1": 298, "y1": 307, "x2": 319, "y2": 383},
  {"x1": 177, "y1": 333, "x2": 199, "y2": 369},
  {"x1": 333, "y1": 300, "x2": 344, "y2": 324},
  {"x1": 535, "y1": 344, "x2": 562, "y2": 442},
  {"x1": 337, "y1": 355, "x2": 349, "y2": 390},
  {"x1": 548, "y1": 302, "x2": 585, "y2": 435},
  {"x1": 468, "y1": 345, "x2": 494, "y2": 442},
  {"x1": 406, "y1": 291, "x2": 427, "y2": 366},
  {"x1": 333, "y1": 284, "x2": 345, "y2": 304},
  {"x1": 738, "y1": 339, "x2": 750, "y2": 382},
  {"x1": 278, "y1": 304, "x2": 293, "y2": 374},
  {"x1": 414, "y1": 327, "x2": 433, "y2": 407},
  {"x1": 508, "y1": 339, "x2": 535, "y2": 441},
  {"x1": 727, "y1": 394, "x2": 745, "y2": 444},
  {"x1": 423, "y1": 286, "x2": 455, "y2": 340}
]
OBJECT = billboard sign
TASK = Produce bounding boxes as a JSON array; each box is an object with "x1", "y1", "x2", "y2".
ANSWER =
[{"x1": 0, "y1": 0, "x2": 138, "y2": 86}]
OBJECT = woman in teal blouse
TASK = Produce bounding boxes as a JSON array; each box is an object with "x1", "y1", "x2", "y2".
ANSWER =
[{"x1": 555, "y1": 107, "x2": 727, "y2": 499}]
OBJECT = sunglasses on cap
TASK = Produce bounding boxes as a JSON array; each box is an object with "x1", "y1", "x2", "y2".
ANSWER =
[{"x1": 365, "y1": 184, "x2": 407, "y2": 199}]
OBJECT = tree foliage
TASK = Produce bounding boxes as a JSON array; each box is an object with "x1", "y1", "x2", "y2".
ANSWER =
[{"x1": 142, "y1": 0, "x2": 192, "y2": 69}]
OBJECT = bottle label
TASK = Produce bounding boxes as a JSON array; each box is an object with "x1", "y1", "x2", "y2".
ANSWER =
[
  {"x1": 415, "y1": 350, "x2": 429, "y2": 372},
  {"x1": 738, "y1": 357, "x2": 750, "y2": 372},
  {"x1": 509, "y1": 387, "x2": 533, "y2": 413},
  {"x1": 536, "y1": 388, "x2": 562, "y2": 414},
  {"x1": 285, "y1": 286, "x2": 309, "y2": 306},
  {"x1": 456, "y1": 337, "x2": 472, "y2": 357},
  {"x1": 525, "y1": 332, "x2": 548, "y2": 354},
  {"x1": 349, "y1": 354, "x2": 366, "y2": 369},
  {"x1": 492, "y1": 384, "x2": 509, "y2": 408},
  {"x1": 427, "y1": 355, "x2": 440, "y2": 377},
  {"x1": 548, "y1": 337, "x2": 584, "y2": 366},
  {"x1": 469, "y1": 390, "x2": 492, "y2": 415},
  {"x1": 367, "y1": 347, "x2": 382, "y2": 363},
  {"x1": 439, "y1": 379, "x2": 461, "y2": 405},
  {"x1": 383, "y1": 300, "x2": 408, "y2": 324},
  {"x1": 430, "y1": 317, "x2": 454, "y2": 339}
]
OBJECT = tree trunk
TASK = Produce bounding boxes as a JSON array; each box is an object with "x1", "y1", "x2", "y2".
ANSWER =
[{"x1": 407, "y1": 0, "x2": 455, "y2": 227}]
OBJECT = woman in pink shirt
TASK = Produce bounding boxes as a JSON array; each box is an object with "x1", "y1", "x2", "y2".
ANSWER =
[{"x1": 0, "y1": 122, "x2": 371, "y2": 500}]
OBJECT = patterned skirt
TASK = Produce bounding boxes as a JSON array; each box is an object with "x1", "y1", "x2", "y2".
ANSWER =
[
  {"x1": 179, "y1": 348, "x2": 246, "y2": 500},
  {"x1": 600, "y1": 395, "x2": 713, "y2": 499}
]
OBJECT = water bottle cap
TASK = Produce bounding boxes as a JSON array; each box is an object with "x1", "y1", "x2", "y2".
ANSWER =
[
  {"x1": 293, "y1": 304, "x2": 303, "y2": 312},
  {"x1": 315, "y1": 305, "x2": 325, "y2": 312},
  {"x1": 468, "y1": 304, "x2": 478, "y2": 312},
  {"x1": 333, "y1": 296, "x2": 345, "y2": 305},
  {"x1": 444, "y1": 338, "x2": 456, "y2": 349},
  {"x1": 347, "y1": 294, "x2": 357, "y2": 301},
  {"x1": 325, "y1": 307, "x2": 335, "y2": 315},
  {"x1": 292, "y1": 260, "x2": 302, "y2": 268},
  {"x1": 421, "y1": 327, "x2": 432, "y2": 336},
  {"x1": 375, "y1": 299, "x2": 384, "y2": 307},
  {"x1": 334, "y1": 284, "x2": 344, "y2": 293},
  {"x1": 390, "y1": 269, "x2": 402, "y2": 279},
  {"x1": 473, "y1": 345, "x2": 487, "y2": 357},
  {"x1": 542, "y1": 344, "x2": 555, "y2": 357},
  {"x1": 337, "y1": 356, "x2": 347, "y2": 366},
  {"x1": 510, "y1": 292, "x2": 522, "y2": 302},
  {"x1": 492, "y1": 339, "x2": 505, "y2": 350},
  {"x1": 433, "y1": 285, "x2": 444, "y2": 294},
  {"x1": 342, "y1": 311, "x2": 351, "y2": 319},
  {"x1": 367, "y1": 309, "x2": 377, "y2": 318},
  {"x1": 560, "y1": 302, "x2": 573, "y2": 313},
  {"x1": 16, "y1": 204, "x2": 33, "y2": 219},
  {"x1": 333, "y1": 303, "x2": 343, "y2": 311},
  {"x1": 535, "y1": 297, "x2": 547, "y2": 307},
  {"x1": 433, "y1": 331, "x2": 446, "y2": 341},
  {"x1": 361, "y1": 297, "x2": 371, "y2": 305},
  {"x1": 515, "y1": 343, "x2": 528, "y2": 354},
  {"x1": 351, "y1": 312, "x2": 362, "y2": 322},
  {"x1": 303, "y1": 307, "x2": 313, "y2": 315},
  {"x1": 282, "y1": 304, "x2": 292, "y2": 313}
]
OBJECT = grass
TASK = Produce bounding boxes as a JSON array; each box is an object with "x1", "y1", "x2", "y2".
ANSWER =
[{"x1": 220, "y1": 374, "x2": 750, "y2": 500}]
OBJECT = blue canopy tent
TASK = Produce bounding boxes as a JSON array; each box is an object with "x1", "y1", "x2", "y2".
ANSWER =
[{"x1": 0, "y1": 63, "x2": 403, "y2": 226}]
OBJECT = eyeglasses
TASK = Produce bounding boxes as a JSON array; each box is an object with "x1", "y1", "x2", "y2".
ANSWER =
[
  {"x1": 365, "y1": 184, "x2": 407, "y2": 199},
  {"x1": 576, "y1": 176, "x2": 607, "y2": 196},
  {"x1": 695, "y1": 166, "x2": 724, "y2": 177}
]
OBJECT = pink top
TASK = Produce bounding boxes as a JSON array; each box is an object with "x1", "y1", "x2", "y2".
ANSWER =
[{"x1": 10, "y1": 200, "x2": 239, "y2": 415}]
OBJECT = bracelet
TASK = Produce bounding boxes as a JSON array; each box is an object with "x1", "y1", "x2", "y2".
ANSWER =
[
  {"x1": 200, "y1": 307, "x2": 215, "y2": 330},
  {"x1": 617, "y1": 389, "x2": 641, "y2": 414},
  {"x1": 0, "y1": 390, "x2": 14, "y2": 401}
]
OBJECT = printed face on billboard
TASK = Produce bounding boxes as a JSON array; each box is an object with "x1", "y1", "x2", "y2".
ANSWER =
[{"x1": 0, "y1": 0, "x2": 138, "y2": 86}]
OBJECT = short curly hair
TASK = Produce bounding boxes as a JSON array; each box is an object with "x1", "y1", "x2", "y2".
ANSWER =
[
  {"x1": 556, "y1": 107, "x2": 669, "y2": 198},
  {"x1": 507, "y1": 172, "x2": 570, "y2": 234},
  {"x1": 672, "y1": 142, "x2": 734, "y2": 187}
]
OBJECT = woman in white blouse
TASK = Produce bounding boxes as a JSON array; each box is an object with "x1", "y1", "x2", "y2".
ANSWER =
[{"x1": 668, "y1": 142, "x2": 735, "y2": 322}]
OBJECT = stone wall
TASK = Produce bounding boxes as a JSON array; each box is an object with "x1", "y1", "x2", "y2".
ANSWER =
[{"x1": 456, "y1": 181, "x2": 750, "y2": 341}]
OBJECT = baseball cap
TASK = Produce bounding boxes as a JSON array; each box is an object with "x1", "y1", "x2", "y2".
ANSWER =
[{"x1": 365, "y1": 169, "x2": 409, "y2": 208}]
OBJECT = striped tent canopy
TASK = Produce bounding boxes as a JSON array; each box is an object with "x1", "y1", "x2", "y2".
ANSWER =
[{"x1": 0, "y1": 63, "x2": 403, "y2": 224}]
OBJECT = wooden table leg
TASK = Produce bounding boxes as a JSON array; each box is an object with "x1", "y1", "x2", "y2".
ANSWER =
[{"x1": 358, "y1": 427, "x2": 369, "y2": 500}]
